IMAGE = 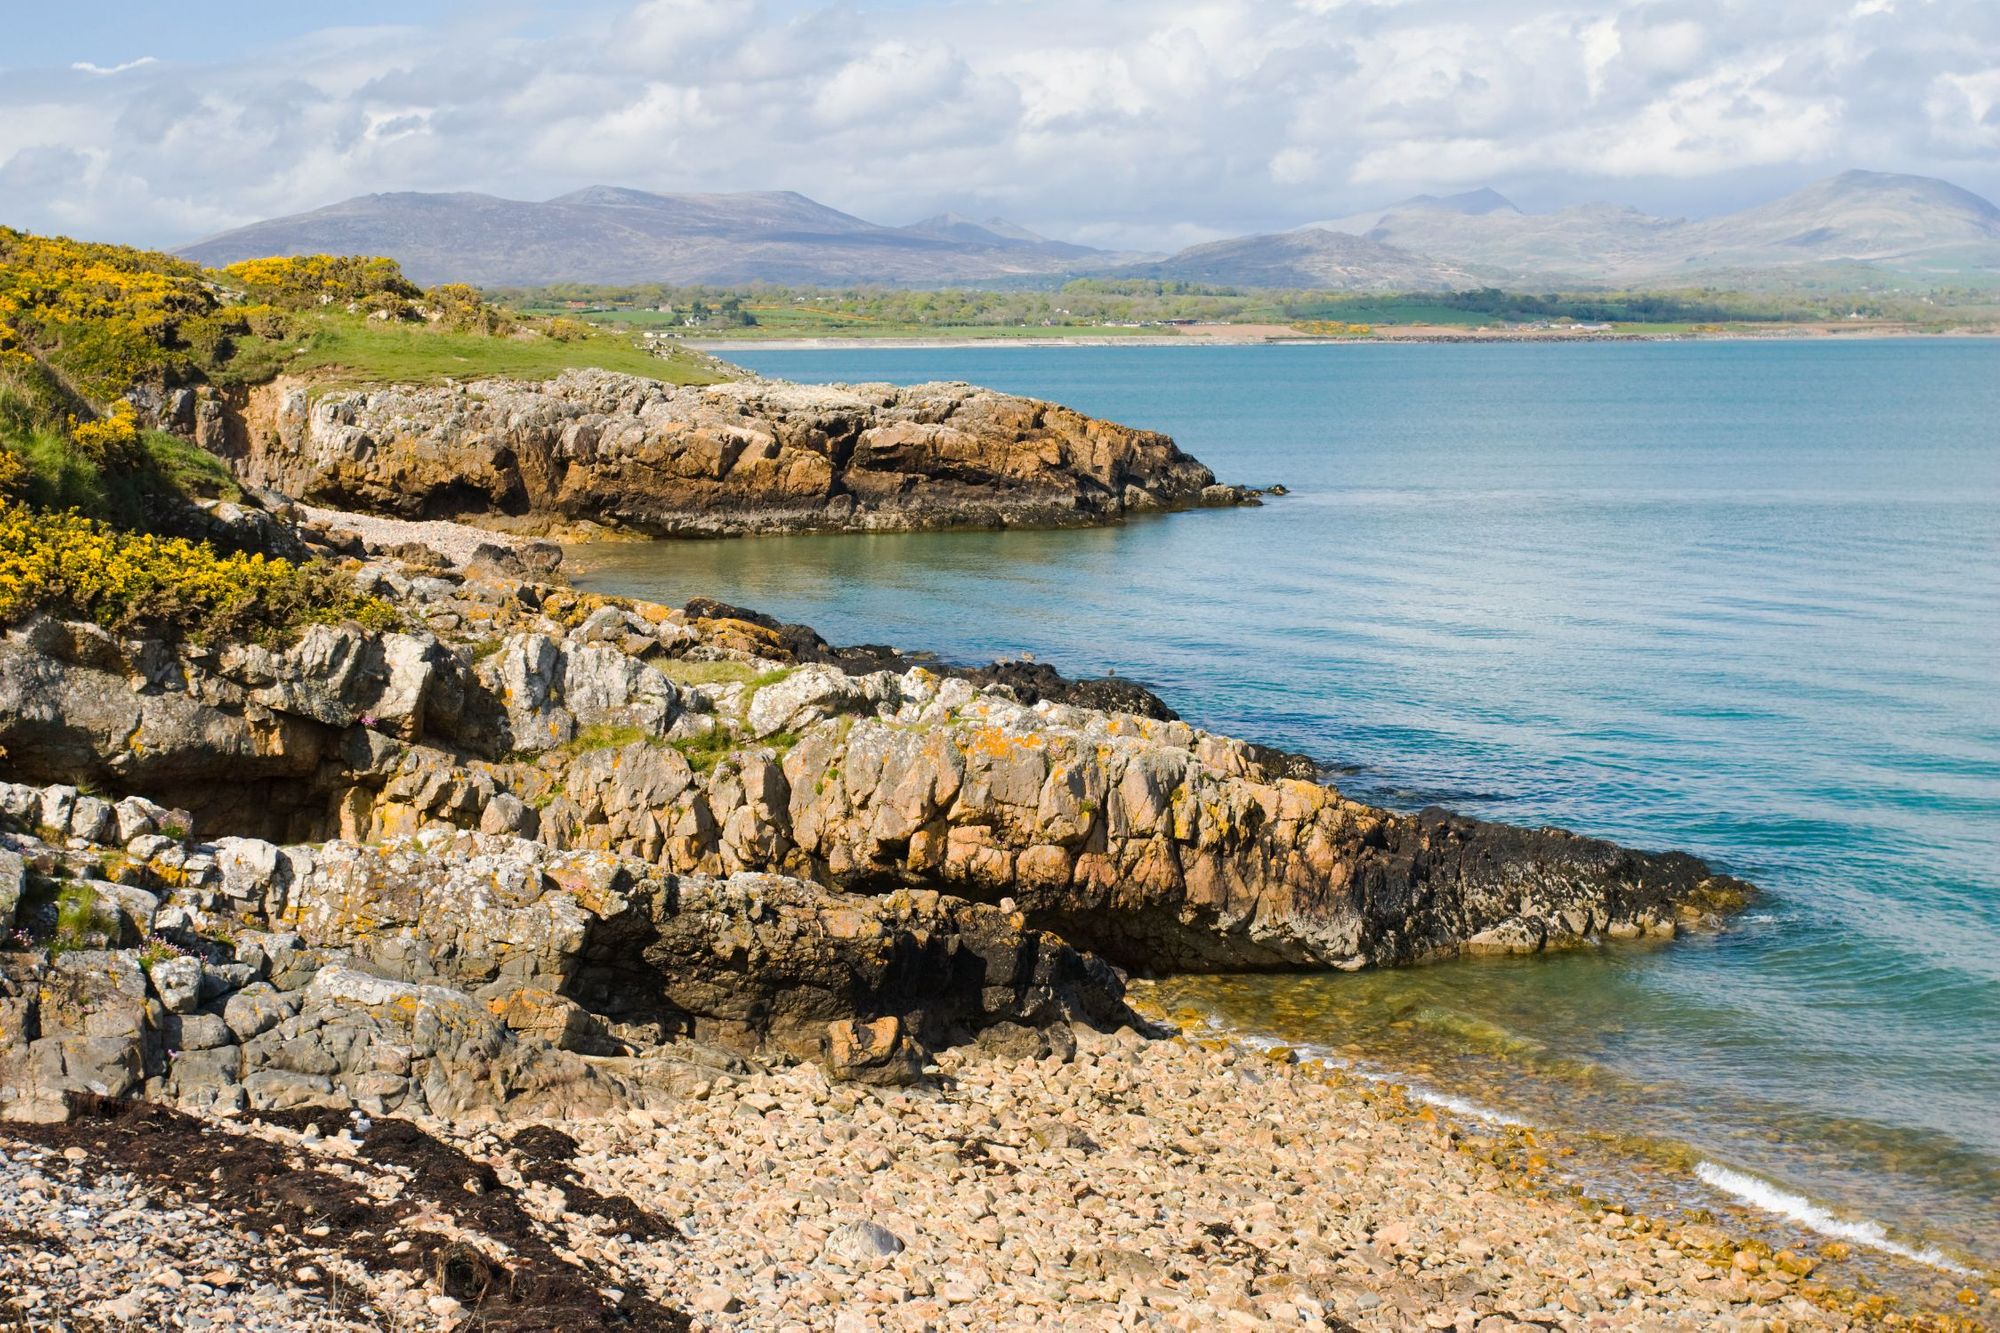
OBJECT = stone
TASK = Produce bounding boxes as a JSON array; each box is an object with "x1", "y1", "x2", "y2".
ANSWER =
[
  {"x1": 691, "y1": 1288, "x2": 741, "y2": 1315},
  {"x1": 69, "y1": 796, "x2": 114, "y2": 844},
  {"x1": 823, "y1": 1220, "x2": 905, "y2": 1263},
  {"x1": 236, "y1": 371, "x2": 1229, "y2": 538},
  {"x1": 147, "y1": 956, "x2": 204, "y2": 1014},
  {"x1": 112, "y1": 795, "x2": 173, "y2": 843},
  {"x1": 222, "y1": 985, "x2": 298, "y2": 1042},
  {"x1": 164, "y1": 1012, "x2": 234, "y2": 1051},
  {"x1": 0, "y1": 848, "x2": 23, "y2": 932},
  {"x1": 822, "y1": 1016, "x2": 924, "y2": 1087},
  {"x1": 483, "y1": 987, "x2": 610, "y2": 1054},
  {"x1": 89, "y1": 882, "x2": 158, "y2": 940},
  {"x1": 211, "y1": 838, "x2": 287, "y2": 906}
]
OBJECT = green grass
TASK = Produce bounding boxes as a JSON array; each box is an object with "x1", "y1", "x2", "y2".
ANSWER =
[
  {"x1": 659, "y1": 659, "x2": 759, "y2": 686},
  {"x1": 551, "y1": 723, "x2": 657, "y2": 758},
  {"x1": 281, "y1": 317, "x2": 728, "y2": 387},
  {"x1": 1285, "y1": 300, "x2": 1502, "y2": 327},
  {"x1": 51, "y1": 881, "x2": 119, "y2": 953},
  {"x1": 5, "y1": 425, "x2": 240, "y2": 523},
  {"x1": 672, "y1": 727, "x2": 740, "y2": 773}
]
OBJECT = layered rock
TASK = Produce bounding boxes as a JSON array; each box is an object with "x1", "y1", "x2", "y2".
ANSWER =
[
  {"x1": 0, "y1": 556, "x2": 1751, "y2": 976},
  {"x1": 0, "y1": 794, "x2": 1131, "y2": 1119},
  {"x1": 226, "y1": 370, "x2": 1251, "y2": 536}
]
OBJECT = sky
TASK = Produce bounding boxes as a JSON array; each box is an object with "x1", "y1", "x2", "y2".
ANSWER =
[{"x1": 3, "y1": 0, "x2": 1998, "y2": 253}]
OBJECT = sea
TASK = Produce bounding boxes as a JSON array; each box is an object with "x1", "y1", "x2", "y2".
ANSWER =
[{"x1": 572, "y1": 339, "x2": 2000, "y2": 1275}]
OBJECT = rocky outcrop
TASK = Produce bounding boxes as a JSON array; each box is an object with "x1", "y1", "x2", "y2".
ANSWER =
[
  {"x1": 0, "y1": 558, "x2": 1751, "y2": 976},
  {"x1": 228, "y1": 370, "x2": 1254, "y2": 536},
  {"x1": 0, "y1": 794, "x2": 1133, "y2": 1119}
]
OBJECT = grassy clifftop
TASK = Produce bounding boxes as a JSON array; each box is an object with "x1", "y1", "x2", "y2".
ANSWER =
[
  {"x1": 0, "y1": 228, "x2": 729, "y2": 642},
  {"x1": 0, "y1": 228, "x2": 727, "y2": 521}
]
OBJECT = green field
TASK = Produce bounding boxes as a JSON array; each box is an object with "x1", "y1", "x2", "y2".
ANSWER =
[
  {"x1": 283, "y1": 316, "x2": 725, "y2": 385},
  {"x1": 527, "y1": 303, "x2": 1162, "y2": 341}
]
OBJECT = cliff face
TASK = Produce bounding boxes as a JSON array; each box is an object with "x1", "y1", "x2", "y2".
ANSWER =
[{"x1": 224, "y1": 370, "x2": 1247, "y2": 536}]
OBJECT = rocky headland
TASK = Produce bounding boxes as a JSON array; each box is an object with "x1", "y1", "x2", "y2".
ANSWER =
[
  {"x1": 3, "y1": 212, "x2": 1984, "y2": 1324},
  {"x1": 3, "y1": 509, "x2": 1989, "y2": 1329},
  {"x1": 192, "y1": 369, "x2": 1261, "y2": 537}
]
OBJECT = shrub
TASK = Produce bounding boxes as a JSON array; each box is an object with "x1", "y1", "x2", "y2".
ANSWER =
[
  {"x1": 221, "y1": 254, "x2": 422, "y2": 311},
  {"x1": 52, "y1": 881, "x2": 119, "y2": 953},
  {"x1": 425, "y1": 283, "x2": 510, "y2": 335},
  {"x1": 0, "y1": 499, "x2": 397, "y2": 641},
  {"x1": 68, "y1": 400, "x2": 143, "y2": 462}
]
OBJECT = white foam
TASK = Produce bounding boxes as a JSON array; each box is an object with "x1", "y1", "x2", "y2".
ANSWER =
[
  {"x1": 1186, "y1": 1012, "x2": 1530, "y2": 1128},
  {"x1": 1693, "y1": 1161, "x2": 1974, "y2": 1274},
  {"x1": 1405, "y1": 1087, "x2": 1531, "y2": 1128}
]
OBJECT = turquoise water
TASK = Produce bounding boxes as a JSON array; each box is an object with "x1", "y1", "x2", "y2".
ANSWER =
[{"x1": 576, "y1": 341, "x2": 2000, "y2": 1270}]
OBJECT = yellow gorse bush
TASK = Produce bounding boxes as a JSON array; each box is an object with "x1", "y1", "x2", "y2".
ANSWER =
[
  {"x1": 221, "y1": 254, "x2": 420, "y2": 310},
  {"x1": 0, "y1": 499, "x2": 397, "y2": 640},
  {"x1": 0, "y1": 227, "x2": 217, "y2": 400},
  {"x1": 68, "y1": 400, "x2": 142, "y2": 459}
]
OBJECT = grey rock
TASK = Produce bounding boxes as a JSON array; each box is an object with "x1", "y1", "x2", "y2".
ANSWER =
[
  {"x1": 222, "y1": 984, "x2": 299, "y2": 1041},
  {"x1": 147, "y1": 955, "x2": 204, "y2": 1013},
  {"x1": 91, "y1": 882, "x2": 159, "y2": 941},
  {"x1": 242, "y1": 1069, "x2": 337, "y2": 1111},
  {"x1": 824, "y1": 1220, "x2": 905, "y2": 1263},
  {"x1": 0, "y1": 849, "x2": 23, "y2": 932},
  {"x1": 38, "y1": 786, "x2": 77, "y2": 837},
  {"x1": 112, "y1": 794, "x2": 172, "y2": 843},
  {"x1": 200, "y1": 963, "x2": 260, "y2": 1002},
  {"x1": 69, "y1": 796, "x2": 114, "y2": 844},
  {"x1": 167, "y1": 1044, "x2": 244, "y2": 1094},
  {"x1": 478, "y1": 792, "x2": 536, "y2": 838},
  {"x1": 164, "y1": 1012, "x2": 234, "y2": 1051}
]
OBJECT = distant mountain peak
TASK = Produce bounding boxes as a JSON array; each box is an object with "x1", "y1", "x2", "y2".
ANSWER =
[
  {"x1": 901, "y1": 213, "x2": 1054, "y2": 246},
  {"x1": 1400, "y1": 187, "x2": 1519, "y2": 216},
  {"x1": 178, "y1": 186, "x2": 1115, "y2": 286},
  {"x1": 551, "y1": 185, "x2": 664, "y2": 208}
]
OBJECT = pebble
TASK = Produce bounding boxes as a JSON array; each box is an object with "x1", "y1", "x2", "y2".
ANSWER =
[{"x1": 1, "y1": 1022, "x2": 1967, "y2": 1331}]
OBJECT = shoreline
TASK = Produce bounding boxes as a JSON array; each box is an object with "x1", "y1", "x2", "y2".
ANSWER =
[
  {"x1": 3, "y1": 501, "x2": 1989, "y2": 1327},
  {"x1": 2, "y1": 1017, "x2": 1982, "y2": 1330},
  {"x1": 1156, "y1": 998, "x2": 1990, "y2": 1292},
  {"x1": 684, "y1": 329, "x2": 2000, "y2": 352}
]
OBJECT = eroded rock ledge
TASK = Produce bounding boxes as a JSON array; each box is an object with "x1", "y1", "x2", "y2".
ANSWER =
[
  {"x1": 0, "y1": 545, "x2": 1749, "y2": 980},
  {"x1": 0, "y1": 521, "x2": 1752, "y2": 1122},
  {"x1": 221, "y1": 370, "x2": 1257, "y2": 536}
]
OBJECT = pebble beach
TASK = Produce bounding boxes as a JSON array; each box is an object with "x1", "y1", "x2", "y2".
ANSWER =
[{"x1": 5, "y1": 1016, "x2": 1987, "y2": 1331}]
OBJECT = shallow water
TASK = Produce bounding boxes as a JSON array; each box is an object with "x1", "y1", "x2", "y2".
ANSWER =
[{"x1": 574, "y1": 340, "x2": 2000, "y2": 1270}]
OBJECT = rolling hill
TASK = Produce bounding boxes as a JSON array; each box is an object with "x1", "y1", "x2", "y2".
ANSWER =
[
  {"x1": 178, "y1": 188, "x2": 1134, "y2": 287},
  {"x1": 1111, "y1": 228, "x2": 1486, "y2": 291},
  {"x1": 178, "y1": 170, "x2": 2000, "y2": 292},
  {"x1": 1120, "y1": 171, "x2": 2000, "y2": 289}
]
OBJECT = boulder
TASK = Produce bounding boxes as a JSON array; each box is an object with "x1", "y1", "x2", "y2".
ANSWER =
[{"x1": 0, "y1": 849, "x2": 23, "y2": 932}]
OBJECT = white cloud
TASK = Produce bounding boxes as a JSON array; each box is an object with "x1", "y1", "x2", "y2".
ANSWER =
[
  {"x1": 1, "y1": 0, "x2": 1996, "y2": 251},
  {"x1": 71, "y1": 57, "x2": 158, "y2": 76}
]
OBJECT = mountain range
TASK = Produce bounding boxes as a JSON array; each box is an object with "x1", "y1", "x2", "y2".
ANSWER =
[
  {"x1": 176, "y1": 170, "x2": 2000, "y2": 290},
  {"x1": 178, "y1": 187, "x2": 1130, "y2": 287}
]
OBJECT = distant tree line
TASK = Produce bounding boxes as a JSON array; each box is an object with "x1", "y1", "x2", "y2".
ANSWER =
[{"x1": 483, "y1": 278, "x2": 1994, "y2": 332}]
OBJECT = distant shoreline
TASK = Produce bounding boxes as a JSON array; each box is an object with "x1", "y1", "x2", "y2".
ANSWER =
[{"x1": 688, "y1": 326, "x2": 1999, "y2": 352}]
